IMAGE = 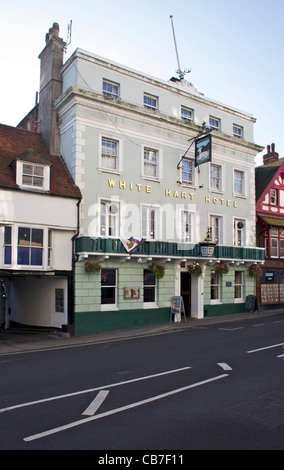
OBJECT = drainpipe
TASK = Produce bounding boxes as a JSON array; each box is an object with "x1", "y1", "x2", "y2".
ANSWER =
[{"x1": 68, "y1": 197, "x2": 81, "y2": 335}]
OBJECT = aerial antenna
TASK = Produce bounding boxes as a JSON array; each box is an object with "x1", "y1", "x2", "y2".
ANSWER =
[
  {"x1": 64, "y1": 20, "x2": 72, "y2": 52},
  {"x1": 169, "y1": 15, "x2": 191, "y2": 80}
]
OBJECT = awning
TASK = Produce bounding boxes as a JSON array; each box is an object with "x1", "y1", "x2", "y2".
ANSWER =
[{"x1": 257, "y1": 214, "x2": 284, "y2": 227}]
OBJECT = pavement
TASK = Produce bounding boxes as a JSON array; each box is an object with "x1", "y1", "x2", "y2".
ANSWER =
[{"x1": 0, "y1": 308, "x2": 283, "y2": 355}]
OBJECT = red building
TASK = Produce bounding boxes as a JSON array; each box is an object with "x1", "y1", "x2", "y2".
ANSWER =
[{"x1": 256, "y1": 144, "x2": 284, "y2": 308}]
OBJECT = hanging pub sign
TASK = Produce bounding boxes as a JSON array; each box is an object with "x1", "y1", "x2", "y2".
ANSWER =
[{"x1": 195, "y1": 134, "x2": 212, "y2": 167}]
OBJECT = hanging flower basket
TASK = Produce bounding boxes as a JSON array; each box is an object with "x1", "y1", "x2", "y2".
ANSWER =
[
  {"x1": 187, "y1": 262, "x2": 202, "y2": 277},
  {"x1": 85, "y1": 259, "x2": 102, "y2": 274},
  {"x1": 216, "y1": 263, "x2": 230, "y2": 274},
  {"x1": 148, "y1": 262, "x2": 166, "y2": 279},
  {"x1": 248, "y1": 264, "x2": 262, "y2": 278}
]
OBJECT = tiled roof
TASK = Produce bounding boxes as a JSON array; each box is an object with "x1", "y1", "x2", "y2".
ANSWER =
[
  {"x1": 255, "y1": 158, "x2": 284, "y2": 201},
  {"x1": 0, "y1": 124, "x2": 81, "y2": 199}
]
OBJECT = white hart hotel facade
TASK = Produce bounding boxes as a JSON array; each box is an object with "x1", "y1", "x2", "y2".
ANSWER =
[{"x1": 42, "y1": 25, "x2": 264, "y2": 335}]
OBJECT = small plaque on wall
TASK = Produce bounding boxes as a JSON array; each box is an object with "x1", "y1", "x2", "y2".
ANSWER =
[{"x1": 123, "y1": 287, "x2": 140, "y2": 300}]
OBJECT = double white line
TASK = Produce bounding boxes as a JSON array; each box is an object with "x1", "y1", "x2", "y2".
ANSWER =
[{"x1": 0, "y1": 365, "x2": 229, "y2": 442}]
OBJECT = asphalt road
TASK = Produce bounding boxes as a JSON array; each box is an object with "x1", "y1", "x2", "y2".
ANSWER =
[{"x1": 0, "y1": 315, "x2": 283, "y2": 452}]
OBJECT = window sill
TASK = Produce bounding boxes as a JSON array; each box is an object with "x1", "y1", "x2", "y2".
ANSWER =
[
  {"x1": 143, "y1": 303, "x2": 158, "y2": 309},
  {"x1": 97, "y1": 168, "x2": 123, "y2": 176},
  {"x1": 101, "y1": 305, "x2": 119, "y2": 311}
]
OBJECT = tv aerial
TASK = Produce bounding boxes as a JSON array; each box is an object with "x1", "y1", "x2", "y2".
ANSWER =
[
  {"x1": 64, "y1": 20, "x2": 72, "y2": 52},
  {"x1": 169, "y1": 15, "x2": 191, "y2": 80}
]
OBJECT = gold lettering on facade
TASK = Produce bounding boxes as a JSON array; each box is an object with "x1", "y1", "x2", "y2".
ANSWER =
[
  {"x1": 107, "y1": 180, "x2": 238, "y2": 208},
  {"x1": 108, "y1": 179, "x2": 116, "y2": 188}
]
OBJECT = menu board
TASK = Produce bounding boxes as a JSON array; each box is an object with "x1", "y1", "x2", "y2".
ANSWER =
[{"x1": 261, "y1": 284, "x2": 279, "y2": 304}]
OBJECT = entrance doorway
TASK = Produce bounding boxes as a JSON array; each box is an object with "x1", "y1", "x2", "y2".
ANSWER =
[{"x1": 180, "y1": 272, "x2": 191, "y2": 317}]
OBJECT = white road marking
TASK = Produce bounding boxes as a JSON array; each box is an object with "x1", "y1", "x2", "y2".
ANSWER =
[
  {"x1": 82, "y1": 390, "x2": 109, "y2": 416},
  {"x1": 24, "y1": 373, "x2": 229, "y2": 442},
  {"x1": 247, "y1": 343, "x2": 284, "y2": 354},
  {"x1": 219, "y1": 327, "x2": 243, "y2": 331},
  {"x1": 217, "y1": 363, "x2": 232, "y2": 371},
  {"x1": 253, "y1": 323, "x2": 265, "y2": 327},
  {"x1": 0, "y1": 366, "x2": 191, "y2": 414},
  {"x1": 277, "y1": 354, "x2": 284, "y2": 358}
]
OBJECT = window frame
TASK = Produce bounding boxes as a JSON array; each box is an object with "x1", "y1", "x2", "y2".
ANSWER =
[
  {"x1": 99, "y1": 198, "x2": 120, "y2": 238},
  {"x1": 142, "y1": 145, "x2": 162, "y2": 181},
  {"x1": 210, "y1": 270, "x2": 220, "y2": 303},
  {"x1": 209, "y1": 116, "x2": 221, "y2": 131},
  {"x1": 234, "y1": 271, "x2": 244, "y2": 301},
  {"x1": 17, "y1": 226, "x2": 44, "y2": 267},
  {"x1": 143, "y1": 268, "x2": 157, "y2": 308},
  {"x1": 143, "y1": 93, "x2": 158, "y2": 111},
  {"x1": 16, "y1": 160, "x2": 50, "y2": 192},
  {"x1": 233, "y1": 124, "x2": 244, "y2": 139},
  {"x1": 180, "y1": 157, "x2": 195, "y2": 186},
  {"x1": 3, "y1": 226, "x2": 12, "y2": 265},
  {"x1": 210, "y1": 214, "x2": 224, "y2": 245},
  {"x1": 141, "y1": 204, "x2": 161, "y2": 240},
  {"x1": 98, "y1": 135, "x2": 123, "y2": 174},
  {"x1": 234, "y1": 218, "x2": 246, "y2": 247},
  {"x1": 101, "y1": 268, "x2": 117, "y2": 310},
  {"x1": 210, "y1": 163, "x2": 223, "y2": 192},
  {"x1": 181, "y1": 106, "x2": 193, "y2": 123},
  {"x1": 102, "y1": 79, "x2": 120, "y2": 99},
  {"x1": 233, "y1": 169, "x2": 246, "y2": 197}
]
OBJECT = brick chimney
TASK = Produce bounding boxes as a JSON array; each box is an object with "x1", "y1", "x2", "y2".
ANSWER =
[
  {"x1": 263, "y1": 143, "x2": 279, "y2": 165},
  {"x1": 38, "y1": 23, "x2": 66, "y2": 156}
]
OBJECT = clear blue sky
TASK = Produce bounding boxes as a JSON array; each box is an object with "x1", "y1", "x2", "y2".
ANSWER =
[{"x1": 1, "y1": 0, "x2": 283, "y2": 165}]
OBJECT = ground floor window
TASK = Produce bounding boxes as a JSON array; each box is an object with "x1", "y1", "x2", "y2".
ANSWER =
[
  {"x1": 143, "y1": 269, "x2": 156, "y2": 306},
  {"x1": 101, "y1": 269, "x2": 117, "y2": 306},
  {"x1": 210, "y1": 271, "x2": 220, "y2": 301},
  {"x1": 234, "y1": 271, "x2": 244, "y2": 299}
]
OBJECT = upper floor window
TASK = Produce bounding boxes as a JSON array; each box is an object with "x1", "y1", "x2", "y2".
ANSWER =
[
  {"x1": 234, "y1": 218, "x2": 246, "y2": 246},
  {"x1": 17, "y1": 227, "x2": 43, "y2": 266},
  {"x1": 210, "y1": 215, "x2": 223, "y2": 244},
  {"x1": 209, "y1": 116, "x2": 221, "y2": 131},
  {"x1": 233, "y1": 125, "x2": 243, "y2": 139},
  {"x1": 4, "y1": 226, "x2": 12, "y2": 265},
  {"x1": 100, "y1": 199, "x2": 120, "y2": 237},
  {"x1": 103, "y1": 80, "x2": 119, "y2": 99},
  {"x1": 270, "y1": 188, "x2": 277, "y2": 205},
  {"x1": 142, "y1": 204, "x2": 160, "y2": 240},
  {"x1": 210, "y1": 163, "x2": 222, "y2": 191},
  {"x1": 16, "y1": 160, "x2": 50, "y2": 191},
  {"x1": 101, "y1": 137, "x2": 119, "y2": 171},
  {"x1": 180, "y1": 210, "x2": 192, "y2": 242},
  {"x1": 143, "y1": 147, "x2": 160, "y2": 179},
  {"x1": 144, "y1": 93, "x2": 158, "y2": 111},
  {"x1": 181, "y1": 106, "x2": 193, "y2": 123},
  {"x1": 181, "y1": 158, "x2": 194, "y2": 185},
  {"x1": 234, "y1": 169, "x2": 245, "y2": 196}
]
